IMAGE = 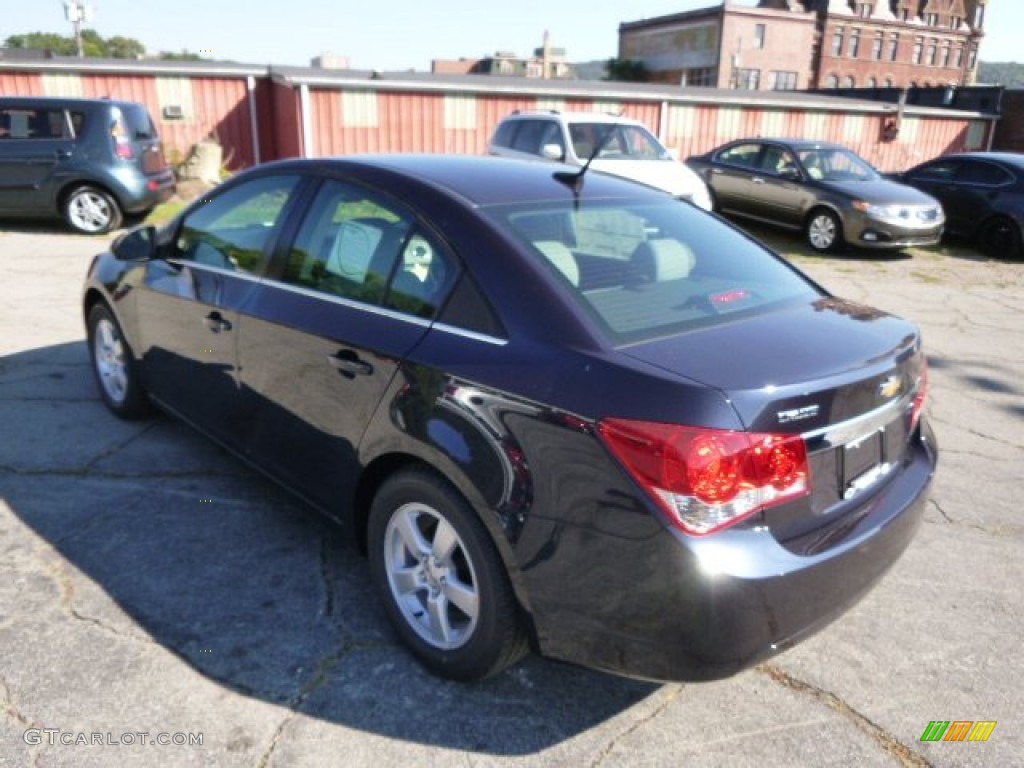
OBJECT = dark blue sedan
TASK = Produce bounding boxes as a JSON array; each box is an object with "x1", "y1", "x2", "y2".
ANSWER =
[{"x1": 82, "y1": 155, "x2": 937, "y2": 682}]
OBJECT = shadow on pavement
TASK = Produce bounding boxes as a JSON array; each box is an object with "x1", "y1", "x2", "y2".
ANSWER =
[{"x1": 0, "y1": 341, "x2": 659, "y2": 756}]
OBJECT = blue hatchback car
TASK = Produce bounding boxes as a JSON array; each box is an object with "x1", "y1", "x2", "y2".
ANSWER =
[{"x1": 0, "y1": 96, "x2": 175, "y2": 234}]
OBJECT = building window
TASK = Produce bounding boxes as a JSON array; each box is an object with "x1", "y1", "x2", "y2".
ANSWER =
[
  {"x1": 859, "y1": 3, "x2": 872, "y2": 18},
  {"x1": 925, "y1": 13, "x2": 938, "y2": 26},
  {"x1": 927, "y1": 39, "x2": 937, "y2": 66},
  {"x1": 842, "y1": 75, "x2": 856, "y2": 88},
  {"x1": 912, "y1": 39, "x2": 923, "y2": 64},
  {"x1": 872, "y1": 33, "x2": 883, "y2": 60},
  {"x1": 954, "y1": 46, "x2": 964, "y2": 68},
  {"x1": 771, "y1": 71, "x2": 798, "y2": 90},
  {"x1": 975, "y1": 5, "x2": 985, "y2": 28},
  {"x1": 950, "y1": 16, "x2": 962, "y2": 29},
  {"x1": 848, "y1": 29, "x2": 861, "y2": 58},
  {"x1": 683, "y1": 67, "x2": 716, "y2": 86},
  {"x1": 884, "y1": 76, "x2": 894, "y2": 87},
  {"x1": 825, "y1": 74, "x2": 839, "y2": 88},
  {"x1": 832, "y1": 28, "x2": 844, "y2": 57},
  {"x1": 737, "y1": 68, "x2": 761, "y2": 90},
  {"x1": 941, "y1": 42, "x2": 951, "y2": 68},
  {"x1": 968, "y1": 46, "x2": 977, "y2": 70},
  {"x1": 889, "y1": 33, "x2": 900, "y2": 61},
  {"x1": 867, "y1": 76, "x2": 878, "y2": 88},
  {"x1": 754, "y1": 24, "x2": 766, "y2": 49}
]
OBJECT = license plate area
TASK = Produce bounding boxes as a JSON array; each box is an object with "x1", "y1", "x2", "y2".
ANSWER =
[{"x1": 841, "y1": 428, "x2": 892, "y2": 500}]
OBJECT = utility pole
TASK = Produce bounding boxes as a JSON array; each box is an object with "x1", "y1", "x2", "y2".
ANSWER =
[{"x1": 63, "y1": 1, "x2": 93, "y2": 57}]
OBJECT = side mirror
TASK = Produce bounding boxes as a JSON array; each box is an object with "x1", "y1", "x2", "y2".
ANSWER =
[
  {"x1": 541, "y1": 143, "x2": 565, "y2": 161},
  {"x1": 112, "y1": 225, "x2": 156, "y2": 262},
  {"x1": 666, "y1": 147, "x2": 680, "y2": 161}
]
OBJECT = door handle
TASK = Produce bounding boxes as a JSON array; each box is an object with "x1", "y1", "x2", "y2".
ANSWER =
[
  {"x1": 55, "y1": 149, "x2": 73, "y2": 159},
  {"x1": 752, "y1": 177, "x2": 765, "y2": 184},
  {"x1": 203, "y1": 311, "x2": 232, "y2": 333},
  {"x1": 327, "y1": 351, "x2": 373, "y2": 377}
]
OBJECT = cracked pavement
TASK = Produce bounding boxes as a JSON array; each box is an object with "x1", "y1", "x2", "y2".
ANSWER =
[{"x1": 1, "y1": 227, "x2": 1021, "y2": 767}]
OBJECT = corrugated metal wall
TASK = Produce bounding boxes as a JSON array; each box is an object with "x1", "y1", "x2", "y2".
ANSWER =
[
  {"x1": 1, "y1": 70, "x2": 257, "y2": 169},
  {"x1": 2, "y1": 62, "x2": 993, "y2": 174},
  {"x1": 297, "y1": 86, "x2": 987, "y2": 173}
]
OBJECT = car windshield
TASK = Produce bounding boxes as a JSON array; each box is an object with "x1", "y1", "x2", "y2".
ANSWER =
[
  {"x1": 484, "y1": 198, "x2": 820, "y2": 344},
  {"x1": 569, "y1": 123, "x2": 669, "y2": 162},
  {"x1": 797, "y1": 147, "x2": 878, "y2": 182}
]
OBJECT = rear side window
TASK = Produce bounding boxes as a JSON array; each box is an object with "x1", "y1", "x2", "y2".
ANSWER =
[
  {"x1": 0, "y1": 107, "x2": 72, "y2": 140},
  {"x1": 485, "y1": 198, "x2": 820, "y2": 343},
  {"x1": 284, "y1": 179, "x2": 456, "y2": 319},
  {"x1": 959, "y1": 161, "x2": 1013, "y2": 186}
]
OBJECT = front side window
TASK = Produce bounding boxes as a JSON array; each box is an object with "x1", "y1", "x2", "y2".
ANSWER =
[
  {"x1": 483, "y1": 199, "x2": 819, "y2": 343},
  {"x1": 283, "y1": 179, "x2": 455, "y2": 319},
  {"x1": 173, "y1": 174, "x2": 301, "y2": 274},
  {"x1": 797, "y1": 147, "x2": 877, "y2": 182},
  {"x1": 510, "y1": 120, "x2": 551, "y2": 155},
  {"x1": 570, "y1": 123, "x2": 669, "y2": 161}
]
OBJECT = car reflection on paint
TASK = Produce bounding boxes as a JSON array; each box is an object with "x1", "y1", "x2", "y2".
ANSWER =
[{"x1": 82, "y1": 154, "x2": 936, "y2": 682}]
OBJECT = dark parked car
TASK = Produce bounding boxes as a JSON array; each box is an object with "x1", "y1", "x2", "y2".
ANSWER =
[
  {"x1": 687, "y1": 138, "x2": 945, "y2": 253},
  {"x1": 82, "y1": 155, "x2": 936, "y2": 682},
  {"x1": 0, "y1": 96, "x2": 175, "y2": 234},
  {"x1": 894, "y1": 152, "x2": 1024, "y2": 259}
]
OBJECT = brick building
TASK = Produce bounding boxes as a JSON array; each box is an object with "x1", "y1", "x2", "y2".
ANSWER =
[{"x1": 619, "y1": 1, "x2": 989, "y2": 91}]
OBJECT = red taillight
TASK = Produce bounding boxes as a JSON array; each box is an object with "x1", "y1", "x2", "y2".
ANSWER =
[
  {"x1": 598, "y1": 419, "x2": 811, "y2": 536},
  {"x1": 911, "y1": 359, "x2": 928, "y2": 432}
]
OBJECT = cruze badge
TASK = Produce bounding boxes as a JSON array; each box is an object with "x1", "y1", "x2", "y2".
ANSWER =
[
  {"x1": 878, "y1": 375, "x2": 903, "y2": 399},
  {"x1": 777, "y1": 404, "x2": 820, "y2": 424}
]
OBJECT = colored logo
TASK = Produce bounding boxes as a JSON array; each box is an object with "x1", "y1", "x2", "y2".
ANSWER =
[{"x1": 920, "y1": 721, "x2": 997, "y2": 742}]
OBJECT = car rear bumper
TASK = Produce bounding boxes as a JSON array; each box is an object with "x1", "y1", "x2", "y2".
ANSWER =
[
  {"x1": 110, "y1": 167, "x2": 176, "y2": 213},
  {"x1": 526, "y1": 419, "x2": 937, "y2": 682}
]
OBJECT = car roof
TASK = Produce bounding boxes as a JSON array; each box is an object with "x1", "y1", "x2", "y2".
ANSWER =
[
  {"x1": 956, "y1": 151, "x2": 1024, "y2": 168},
  {"x1": 260, "y1": 154, "x2": 670, "y2": 208},
  {"x1": 503, "y1": 110, "x2": 642, "y2": 125},
  {"x1": 725, "y1": 138, "x2": 850, "y2": 151},
  {"x1": 0, "y1": 95, "x2": 139, "y2": 110}
]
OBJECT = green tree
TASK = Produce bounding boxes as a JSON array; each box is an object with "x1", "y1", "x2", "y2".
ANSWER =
[
  {"x1": 3, "y1": 30, "x2": 147, "y2": 58},
  {"x1": 4, "y1": 32, "x2": 77, "y2": 55},
  {"x1": 106, "y1": 35, "x2": 146, "y2": 59},
  {"x1": 604, "y1": 58, "x2": 648, "y2": 82}
]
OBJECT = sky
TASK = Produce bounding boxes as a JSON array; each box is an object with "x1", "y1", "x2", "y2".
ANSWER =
[{"x1": 2, "y1": 1, "x2": 1021, "y2": 70}]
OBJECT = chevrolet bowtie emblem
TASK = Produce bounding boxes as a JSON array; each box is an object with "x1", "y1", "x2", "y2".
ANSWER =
[{"x1": 878, "y1": 375, "x2": 902, "y2": 399}]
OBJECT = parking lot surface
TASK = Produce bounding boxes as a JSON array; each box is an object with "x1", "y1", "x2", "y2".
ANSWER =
[{"x1": 1, "y1": 226, "x2": 1021, "y2": 767}]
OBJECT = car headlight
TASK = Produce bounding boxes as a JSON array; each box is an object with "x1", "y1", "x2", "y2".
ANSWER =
[{"x1": 851, "y1": 200, "x2": 902, "y2": 218}]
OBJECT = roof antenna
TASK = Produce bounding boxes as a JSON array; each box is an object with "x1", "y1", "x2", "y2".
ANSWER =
[{"x1": 554, "y1": 123, "x2": 619, "y2": 196}]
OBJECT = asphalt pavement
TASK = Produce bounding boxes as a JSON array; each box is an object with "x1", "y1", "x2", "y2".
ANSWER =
[{"x1": 1, "y1": 225, "x2": 1021, "y2": 767}]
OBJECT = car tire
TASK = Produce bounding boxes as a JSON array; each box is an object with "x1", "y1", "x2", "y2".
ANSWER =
[
  {"x1": 86, "y1": 303, "x2": 150, "y2": 419},
  {"x1": 805, "y1": 208, "x2": 844, "y2": 253},
  {"x1": 64, "y1": 185, "x2": 123, "y2": 235},
  {"x1": 367, "y1": 468, "x2": 528, "y2": 681},
  {"x1": 978, "y1": 216, "x2": 1023, "y2": 260}
]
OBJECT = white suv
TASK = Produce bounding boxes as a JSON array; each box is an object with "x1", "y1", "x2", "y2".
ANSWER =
[{"x1": 487, "y1": 111, "x2": 712, "y2": 211}]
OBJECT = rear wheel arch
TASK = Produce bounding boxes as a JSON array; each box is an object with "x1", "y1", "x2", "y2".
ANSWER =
[{"x1": 354, "y1": 453, "x2": 534, "y2": 611}]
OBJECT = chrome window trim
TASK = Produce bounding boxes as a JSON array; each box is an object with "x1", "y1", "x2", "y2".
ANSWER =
[{"x1": 801, "y1": 391, "x2": 914, "y2": 450}]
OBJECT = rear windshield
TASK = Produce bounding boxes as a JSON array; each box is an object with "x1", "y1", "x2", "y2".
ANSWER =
[
  {"x1": 118, "y1": 104, "x2": 158, "y2": 140},
  {"x1": 483, "y1": 198, "x2": 821, "y2": 344}
]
